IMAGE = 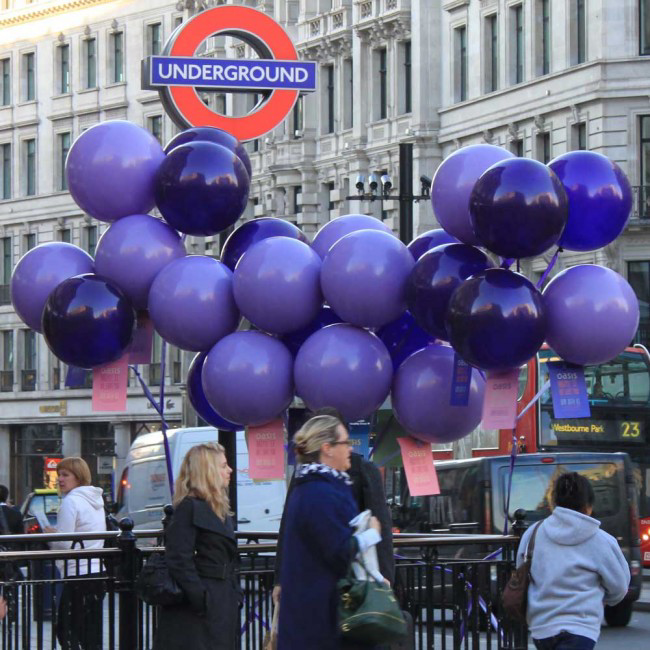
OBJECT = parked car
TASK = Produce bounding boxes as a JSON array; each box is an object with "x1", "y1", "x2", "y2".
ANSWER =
[{"x1": 21, "y1": 488, "x2": 61, "y2": 534}]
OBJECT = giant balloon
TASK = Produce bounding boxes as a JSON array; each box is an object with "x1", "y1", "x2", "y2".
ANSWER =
[
  {"x1": 311, "y1": 214, "x2": 393, "y2": 259},
  {"x1": 377, "y1": 311, "x2": 437, "y2": 371},
  {"x1": 406, "y1": 243, "x2": 493, "y2": 340},
  {"x1": 549, "y1": 151, "x2": 632, "y2": 252},
  {"x1": 10, "y1": 243, "x2": 94, "y2": 332},
  {"x1": 431, "y1": 144, "x2": 515, "y2": 245},
  {"x1": 148, "y1": 256, "x2": 239, "y2": 351},
  {"x1": 155, "y1": 141, "x2": 250, "y2": 236},
  {"x1": 42, "y1": 274, "x2": 136, "y2": 368},
  {"x1": 294, "y1": 324, "x2": 393, "y2": 422},
  {"x1": 469, "y1": 158, "x2": 568, "y2": 259},
  {"x1": 94, "y1": 214, "x2": 186, "y2": 310},
  {"x1": 392, "y1": 344, "x2": 485, "y2": 443},
  {"x1": 543, "y1": 265, "x2": 639, "y2": 366},
  {"x1": 202, "y1": 331, "x2": 294, "y2": 427},
  {"x1": 445, "y1": 269, "x2": 547, "y2": 371},
  {"x1": 280, "y1": 305, "x2": 344, "y2": 356},
  {"x1": 321, "y1": 230, "x2": 414, "y2": 328},
  {"x1": 66, "y1": 120, "x2": 165, "y2": 222},
  {"x1": 407, "y1": 228, "x2": 460, "y2": 260}
]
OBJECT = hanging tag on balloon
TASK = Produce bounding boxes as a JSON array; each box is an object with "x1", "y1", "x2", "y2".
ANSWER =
[
  {"x1": 547, "y1": 362, "x2": 591, "y2": 419},
  {"x1": 92, "y1": 356, "x2": 128, "y2": 412},
  {"x1": 397, "y1": 437, "x2": 440, "y2": 497},
  {"x1": 245, "y1": 419, "x2": 285, "y2": 480},
  {"x1": 450, "y1": 353, "x2": 471, "y2": 406},
  {"x1": 128, "y1": 311, "x2": 154, "y2": 364},
  {"x1": 481, "y1": 369, "x2": 519, "y2": 429}
]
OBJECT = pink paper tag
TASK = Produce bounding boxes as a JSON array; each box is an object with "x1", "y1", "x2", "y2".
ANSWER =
[
  {"x1": 92, "y1": 356, "x2": 128, "y2": 412},
  {"x1": 397, "y1": 437, "x2": 440, "y2": 497},
  {"x1": 481, "y1": 369, "x2": 520, "y2": 429},
  {"x1": 128, "y1": 312, "x2": 154, "y2": 364},
  {"x1": 245, "y1": 420, "x2": 285, "y2": 480}
]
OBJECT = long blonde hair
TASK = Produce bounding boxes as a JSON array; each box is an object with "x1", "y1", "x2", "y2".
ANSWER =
[
  {"x1": 173, "y1": 442, "x2": 231, "y2": 520},
  {"x1": 293, "y1": 415, "x2": 343, "y2": 464}
]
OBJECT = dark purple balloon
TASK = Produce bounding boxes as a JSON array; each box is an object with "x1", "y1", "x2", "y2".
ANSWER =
[
  {"x1": 94, "y1": 214, "x2": 186, "y2": 310},
  {"x1": 221, "y1": 217, "x2": 308, "y2": 271},
  {"x1": 469, "y1": 158, "x2": 568, "y2": 259},
  {"x1": 202, "y1": 331, "x2": 294, "y2": 427},
  {"x1": 10, "y1": 243, "x2": 94, "y2": 332},
  {"x1": 42, "y1": 274, "x2": 136, "y2": 369},
  {"x1": 406, "y1": 243, "x2": 494, "y2": 340},
  {"x1": 407, "y1": 229, "x2": 460, "y2": 260},
  {"x1": 549, "y1": 151, "x2": 632, "y2": 252},
  {"x1": 377, "y1": 311, "x2": 437, "y2": 371},
  {"x1": 66, "y1": 120, "x2": 165, "y2": 222},
  {"x1": 164, "y1": 126, "x2": 252, "y2": 179},
  {"x1": 445, "y1": 269, "x2": 547, "y2": 372},
  {"x1": 281, "y1": 306, "x2": 344, "y2": 356},
  {"x1": 294, "y1": 324, "x2": 393, "y2": 422},
  {"x1": 187, "y1": 352, "x2": 239, "y2": 431},
  {"x1": 155, "y1": 141, "x2": 250, "y2": 236},
  {"x1": 311, "y1": 214, "x2": 394, "y2": 259}
]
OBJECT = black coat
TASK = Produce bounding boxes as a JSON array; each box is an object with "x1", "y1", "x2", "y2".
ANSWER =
[
  {"x1": 0, "y1": 505, "x2": 23, "y2": 536},
  {"x1": 153, "y1": 497, "x2": 240, "y2": 650}
]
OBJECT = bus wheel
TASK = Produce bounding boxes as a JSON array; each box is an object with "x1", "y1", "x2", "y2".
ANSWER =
[{"x1": 604, "y1": 601, "x2": 632, "y2": 627}]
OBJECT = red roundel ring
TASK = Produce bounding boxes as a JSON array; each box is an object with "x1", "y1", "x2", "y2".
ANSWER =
[{"x1": 168, "y1": 6, "x2": 299, "y2": 142}]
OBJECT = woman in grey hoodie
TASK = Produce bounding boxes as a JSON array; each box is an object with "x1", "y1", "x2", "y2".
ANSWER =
[{"x1": 516, "y1": 472, "x2": 630, "y2": 649}]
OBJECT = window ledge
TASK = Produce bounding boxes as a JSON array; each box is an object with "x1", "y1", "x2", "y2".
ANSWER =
[
  {"x1": 78, "y1": 87, "x2": 99, "y2": 94},
  {"x1": 443, "y1": 0, "x2": 469, "y2": 11},
  {"x1": 105, "y1": 81, "x2": 127, "y2": 88}
]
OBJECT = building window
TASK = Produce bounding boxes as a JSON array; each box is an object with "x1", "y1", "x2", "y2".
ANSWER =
[
  {"x1": 403, "y1": 41, "x2": 412, "y2": 113},
  {"x1": 1, "y1": 330, "x2": 13, "y2": 392},
  {"x1": 24, "y1": 233, "x2": 35, "y2": 252},
  {"x1": 150, "y1": 331, "x2": 162, "y2": 385},
  {"x1": 628, "y1": 261, "x2": 650, "y2": 346},
  {"x1": 573, "y1": 122, "x2": 587, "y2": 150},
  {"x1": 640, "y1": 116, "x2": 650, "y2": 217},
  {"x1": 292, "y1": 95, "x2": 303, "y2": 138},
  {"x1": 24, "y1": 138, "x2": 36, "y2": 196},
  {"x1": 537, "y1": 132, "x2": 551, "y2": 164},
  {"x1": 84, "y1": 38, "x2": 97, "y2": 89},
  {"x1": 538, "y1": 0, "x2": 550, "y2": 75},
  {"x1": 1, "y1": 143, "x2": 10, "y2": 200},
  {"x1": 510, "y1": 138, "x2": 524, "y2": 156},
  {"x1": 642, "y1": 0, "x2": 650, "y2": 55},
  {"x1": 58, "y1": 132, "x2": 71, "y2": 191},
  {"x1": 59, "y1": 228, "x2": 71, "y2": 243},
  {"x1": 377, "y1": 48, "x2": 387, "y2": 119},
  {"x1": 147, "y1": 23, "x2": 162, "y2": 56},
  {"x1": 454, "y1": 26, "x2": 468, "y2": 102},
  {"x1": 571, "y1": 0, "x2": 586, "y2": 64},
  {"x1": 58, "y1": 44, "x2": 70, "y2": 94},
  {"x1": 111, "y1": 31, "x2": 124, "y2": 83},
  {"x1": 22, "y1": 329, "x2": 36, "y2": 391},
  {"x1": 511, "y1": 4, "x2": 524, "y2": 84},
  {"x1": 23, "y1": 52, "x2": 35, "y2": 101},
  {"x1": 1, "y1": 237, "x2": 11, "y2": 306},
  {"x1": 343, "y1": 58, "x2": 353, "y2": 129},
  {"x1": 148, "y1": 115, "x2": 162, "y2": 144},
  {"x1": 1, "y1": 58, "x2": 10, "y2": 106},
  {"x1": 86, "y1": 225, "x2": 98, "y2": 256},
  {"x1": 294, "y1": 185, "x2": 302, "y2": 215},
  {"x1": 485, "y1": 14, "x2": 498, "y2": 93}
]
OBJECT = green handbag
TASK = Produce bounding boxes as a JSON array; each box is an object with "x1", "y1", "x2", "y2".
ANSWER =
[{"x1": 338, "y1": 568, "x2": 407, "y2": 644}]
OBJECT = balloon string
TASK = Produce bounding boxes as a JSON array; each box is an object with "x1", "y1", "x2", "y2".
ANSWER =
[
  {"x1": 536, "y1": 247, "x2": 562, "y2": 289},
  {"x1": 128, "y1": 364, "x2": 169, "y2": 426}
]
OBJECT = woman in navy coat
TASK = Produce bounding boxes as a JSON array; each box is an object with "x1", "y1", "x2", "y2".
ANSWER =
[{"x1": 277, "y1": 414, "x2": 383, "y2": 649}]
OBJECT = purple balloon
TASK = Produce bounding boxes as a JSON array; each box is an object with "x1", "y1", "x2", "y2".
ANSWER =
[
  {"x1": 376, "y1": 311, "x2": 437, "y2": 371},
  {"x1": 221, "y1": 217, "x2": 308, "y2": 271},
  {"x1": 321, "y1": 230, "x2": 415, "y2": 328},
  {"x1": 187, "y1": 352, "x2": 239, "y2": 431},
  {"x1": 294, "y1": 324, "x2": 393, "y2": 422},
  {"x1": 155, "y1": 141, "x2": 250, "y2": 236},
  {"x1": 311, "y1": 214, "x2": 394, "y2": 259},
  {"x1": 469, "y1": 158, "x2": 568, "y2": 259},
  {"x1": 549, "y1": 151, "x2": 632, "y2": 252},
  {"x1": 10, "y1": 243, "x2": 94, "y2": 332},
  {"x1": 406, "y1": 243, "x2": 494, "y2": 340},
  {"x1": 233, "y1": 237, "x2": 322, "y2": 335},
  {"x1": 281, "y1": 306, "x2": 344, "y2": 356},
  {"x1": 407, "y1": 229, "x2": 460, "y2": 260},
  {"x1": 432, "y1": 145, "x2": 515, "y2": 245},
  {"x1": 543, "y1": 265, "x2": 639, "y2": 366},
  {"x1": 202, "y1": 331, "x2": 294, "y2": 427},
  {"x1": 94, "y1": 215, "x2": 186, "y2": 310},
  {"x1": 66, "y1": 120, "x2": 165, "y2": 223},
  {"x1": 42, "y1": 274, "x2": 136, "y2": 369},
  {"x1": 148, "y1": 256, "x2": 239, "y2": 351},
  {"x1": 446, "y1": 269, "x2": 547, "y2": 372},
  {"x1": 392, "y1": 344, "x2": 485, "y2": 443},
  {"x1": 164, "y1": 126, "x2": 252, "y2": 179}
]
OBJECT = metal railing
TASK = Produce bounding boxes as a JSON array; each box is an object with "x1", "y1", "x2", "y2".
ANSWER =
[
  {"x1": 0, "y1": 371, "x2": 12, "y2": 392},
  {"x1": 20, "y1": 369, "x2": 35, "y2": 392},
  {"x1": 0, "y1": 285, "x2": 9, "y2": 306},
  {"x1": 0, "y1": 522, "x2": 527, "y2": 650},
  {"x1": 632, "y1": 185, "x2": 650, "y2": 219}
]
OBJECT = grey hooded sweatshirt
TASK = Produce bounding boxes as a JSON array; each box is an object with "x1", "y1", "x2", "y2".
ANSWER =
[{"x1": 516, "y1": 506, "x2": 630, "y2": 642}]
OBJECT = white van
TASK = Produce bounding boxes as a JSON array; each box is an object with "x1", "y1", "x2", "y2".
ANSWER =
[{"x1": 115, "y1": 427, "x2": 287, "y2": 534}]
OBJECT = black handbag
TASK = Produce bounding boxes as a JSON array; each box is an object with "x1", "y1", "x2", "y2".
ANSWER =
[{"x1": 135, "y1": 551, "x2": 184, "y2": 607}]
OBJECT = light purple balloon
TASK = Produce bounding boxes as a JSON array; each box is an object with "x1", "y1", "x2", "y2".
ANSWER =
[
  {"x1": 294, "y1": 324, "x2": 393, "y2": 422},
  {"x1": 94, "y1": 215, "x2": 186, "y2": 310},
  {"x1": 321, "y1": 230, "x2": 415, "y2": 328},
  {"x1": 202, "y1": 331, "x2": 294, "y2": 426},
  {"x1": 10, "y1": 243, "x2": 94, "y2": 332},
  {"x1": 407, "y1": 229, "x2": 460, "y2": 260},
  {"x1": 392, "y1": 344, "x2": 485, "y2": 443},
  {"x1": 66, "y1": 120, "x2": 165, "y2": 223},
  {"x1": 431, "y1": 144, "x2": 515, "y2": 245},
  {"x1": 543, "y1": 265, "x2": 640, "y2": 366},
  {"x1": 233, "y1": 237, "x2": 322, "y2": 334},
  {"x1": 311, "y1": 214, "x2": 394, "y2": 259},
  {"x1": 148, "y1": 255, "x2": 239, "y2": 351}
]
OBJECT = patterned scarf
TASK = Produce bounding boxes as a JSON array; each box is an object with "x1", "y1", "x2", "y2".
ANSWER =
[{"x1": 296, "y1": 462, "x2": 353, "y2": 486}]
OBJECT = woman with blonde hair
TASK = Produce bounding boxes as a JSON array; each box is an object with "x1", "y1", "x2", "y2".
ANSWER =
[{"x1": 153, "y1": 442, "x2": 239, "y2": 650}]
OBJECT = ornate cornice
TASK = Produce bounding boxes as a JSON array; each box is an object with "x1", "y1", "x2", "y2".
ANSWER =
[
  {"x1": 299, "y1": 33, "x2": 353, "y2": 62},
  {"x1": 0, "y1": 0, "x2": 117, "y2": 29},
  {"x1": 354, "y1": 14, "x2": 411, "y2": 46}
]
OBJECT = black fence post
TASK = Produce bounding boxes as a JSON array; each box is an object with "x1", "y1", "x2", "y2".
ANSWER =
[
  {"x1": 512, "y1": 508, "x2": 528, "y2": 539},
  {"x1": 117, "y1": 517, "x2": 138, "y2": 649}
]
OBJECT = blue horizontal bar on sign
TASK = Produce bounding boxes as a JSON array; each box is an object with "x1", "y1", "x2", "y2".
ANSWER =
[{"x1": 149, "y1": 56, "x2": 317, "y2": 92}]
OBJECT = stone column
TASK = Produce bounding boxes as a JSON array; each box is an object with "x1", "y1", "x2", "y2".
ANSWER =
[{"x1": 0, "y1": 425, "x2": 10, "y2": 488}]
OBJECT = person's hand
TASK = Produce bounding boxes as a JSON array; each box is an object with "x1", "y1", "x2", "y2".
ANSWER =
[
  {"x1": 272, "y1": 585, "x2": 281, "y2": 606},
  {"x1": 0, "y1": 596, "x2": 7, "y2": 620},
  {"x1": 369, "y1": 516, "x2": 381, "y2": 534},
  {"x1": 43, "y1": 526, "x2": 56, "y2": 533}
]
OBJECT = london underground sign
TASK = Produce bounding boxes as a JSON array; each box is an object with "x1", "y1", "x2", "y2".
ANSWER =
[{"x1": 142, "y1": 6, "x2": 316, "y2": 142}]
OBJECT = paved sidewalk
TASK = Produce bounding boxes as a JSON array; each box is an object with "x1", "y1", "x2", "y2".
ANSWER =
[{"x1": 634, "y1": 579, "x2": 650, "y2": 612}]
